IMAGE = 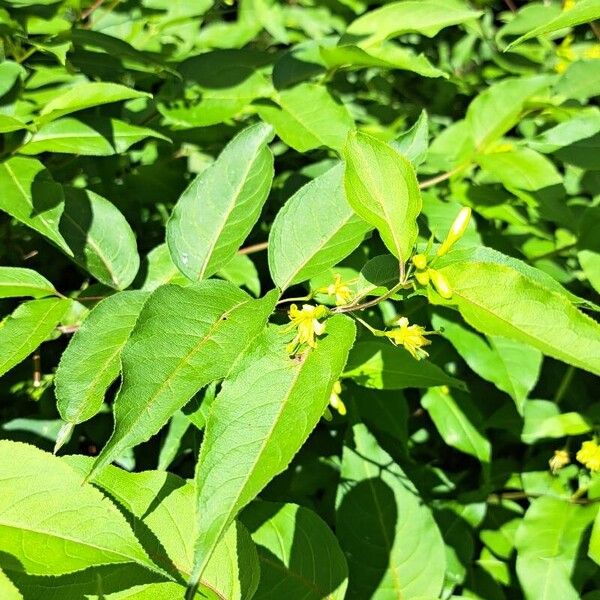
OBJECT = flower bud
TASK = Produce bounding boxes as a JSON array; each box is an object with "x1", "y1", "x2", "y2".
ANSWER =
[
  {"x1": 437, "y1": 207, "x2": 472, "y2": 257},
  {"x1": 412, "y1": 253, "x2": 428, "y2": 270},
  {"x1": 429, "y1": 269, "x2": 453, "y2": 299},
  {"x1": 415, "y1": 269, "x2": 430, "y2": 286}
]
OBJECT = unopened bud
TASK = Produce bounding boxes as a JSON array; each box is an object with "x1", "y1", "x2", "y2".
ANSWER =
[
  {"x1": 437, "y1": 207, "x2": 472, "y2": 256},
  {"x1": 412, "y1": 253, "x2": 428, "y2": 270},
  {"x1": 415, "y1": 269, "x2": 430, "y2": 286},
  {"x1": 429, "y1": 269, "x2": 453, "y2": 299}
]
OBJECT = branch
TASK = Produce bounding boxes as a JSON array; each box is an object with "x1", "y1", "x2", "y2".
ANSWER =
[
  {"x1": 238, "y1": 241, "x2": 268, "y2": 255},
  {"x1": 81, "y1": 0, "x2": 105, "y2": 20}
]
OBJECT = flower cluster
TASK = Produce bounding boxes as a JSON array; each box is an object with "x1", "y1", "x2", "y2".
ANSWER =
[
  {"x1": 549, "y1": 449, "x2": 570, "y2": 474},
  {"x1": 383, "y1": 317, "x2": 431, "y2": 360},
  {"x1": 325, "y1": 273, "x2": 353, "y2": 306},
  {"x1": 284, "y1": 304, "x2": 329, "y2": 355},
  {"x1": 576, "y1": 440, "x2": 600, "y2": 472}
]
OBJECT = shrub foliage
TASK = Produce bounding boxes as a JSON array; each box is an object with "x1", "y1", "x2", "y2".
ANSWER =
[{"x1": 1, "y1": 0, "x2": 600, "y2": 598}]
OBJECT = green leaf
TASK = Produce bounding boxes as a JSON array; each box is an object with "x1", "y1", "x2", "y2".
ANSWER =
[
  {"x1": 60, "y1": 187, "x2": 140, "y2": 290},
  {"x1": 217, "y1": 253, "x2": 261, "y2": 297},
  {"x1": 157, "y1": 50, "x2": 272, "y2": 128},
  {"x1": 269, "y1": 163, "x2": 370, "y2": 289},
  {"x1": 555, "y1": 60, "x2": 600, "y2": 101},
  {"x1": 256, "y1": 83, "x2": 354, "y2": 153},
  {"x1": 242, "y1": 501, "x2": 349, "y2": 600},
  {"x1": 337, "y1": 424, "x2": 446, "y2": 599},
  {"x1": 157, "y1": 411, "x2": 190, "y2": 470},
  {"x1": 432, "y1": 311, "x2": 542, "y2": 413},
  {"x1": 433, "y1": 255, "x2": 600, "y2": 376},
  {"x1": 167, "y1": 123, "x2": 274, "y2": 281},
  {"x1": 521, "y1": 400, "x2": 591, "y2": 444},
  {"x1": 435, "y1": 245, "x2": 584, "y2": 305},
  {"x1": 343, "y1": 0, "x2": 481, "y2": 47},
  {"x1": 466, "y1": 76, "x2": 552, "y2": 151},
  {"x1": 0, "y1": 60, "x2": 24, "y2": 98},
  {"x1": 20, "y1": 117, "x2": 169, "y2": 156},
  {"x1": 579, "y1": 250, "x2": 600, "y2": 295},
  {"x1": 391, "y1": 109, "x2": 429, "y2": 166},
  {"x1": 477, "y1": 147, "x2": 562, "y2": 191},
  {"x1": 38, "y1": 82, "x2": 149, "y2": 124},
  {"x1": 55, "y1": 291, "x2": 150, "y2": 427},
  {"x1": 507, "y1": 0, "x2": 600, "y2": 49},
  {"x1": 0, "y1": 115, "x2": 29, "y2": 133},
  {"x1": 0, "y1": 297, "x2": 71, "y2": 378},
  {"x1": 0, "y1": 440, "x2": 161, "y2": 577},
  {"x1": 64, "y1": 457, "x2": 260, "y2": 599},
  {"x1": 515, "y1": 497, "x2": 598, "y2": 600},
  {"x1": 0, "y1": 156, "x2": 71, "y2": 255},
  {"x1": 139, "y1": 243, "x2": 189, "y2": 291},
  {"x1": 529, "y1": 114, "x2": 600, "y2": 154},
  {"x1": 590, "y1": 508, "x2": 600, "y2": 566},
  {"x1": 189, "y1": 315, "x2": 356, "y2": 588},
  {"x1": 344, "y1": 130, "x2": 421, "y2": 265},
  {"x1": 319, "y1": 43, "x2": 447, "y2": 78},
  {"x1": 421, "y1": 387, "x2": 491, "y2": 462},
  {"x1": 87, "y1": 282, "x2": 278, "y2": 481},
  {"x1": 8, "y1": 570, "x2": 185, "y2": 600},
  {"x1": 344, "y1": 341, "x2": 464, "y2": 389},
  {"x1": 0, "y1": 567, "x2": 22, "y2": 600},
  {"x1": 0, "y1": 267, "x2": 56, "y2": 299}
]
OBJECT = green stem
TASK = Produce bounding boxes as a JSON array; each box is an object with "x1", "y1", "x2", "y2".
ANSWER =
[
  {"x1": 554, "y1": 365, "x2": 575, "y2": 404},
  {"x1": 333, "y1": 280, "x2": 408, "y2": 314}
]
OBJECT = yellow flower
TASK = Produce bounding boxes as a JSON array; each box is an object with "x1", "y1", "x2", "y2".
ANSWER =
[
  {"x1": 563, "y1": 0, "x2": 575, "y2": 10},
  {"x1": 285, "y1": 304, "x2": 328, "y2": 354},
  {"x1": 577, "y1": 440, "x2": 600, "y2": 472},
  {"x1": 384, "y1": 317, "x2": 431, "y2": 360},
  {"x1": 583, "y1": 45, "x2": 600, "y2": 59},
  {"x1": 326, "y1": 273, "x2": 354, "y2": 306},
  {"x1": 329, "y1": 381, "x2": 346, "y2": 415},
  {"x1": 549, "y1": 449, "x2": 570, "y2": 474}
]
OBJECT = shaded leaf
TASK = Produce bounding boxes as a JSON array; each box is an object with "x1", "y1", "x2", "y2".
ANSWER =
[
  {"x1": 242, "y1": 501, "x2": 348, "y2": 600},
  {"x1": 344, "y1": 340, "x2": 464, "y2": 390},
  {"x1": 60, "y1": 187, "x2": 140, "y2": 290},
  {"x1": 515, "y1": 497, "x2": 597, "y2": 600},
  {"x1": 20, "y1": 117, "x2": 169, "y2": 156},
  {"x1": 337, "y1": 424, "x2": 446, "y2": 599},
  {"x1": 0, "y1": 440, "x2": 161, "y2": 577},
  {"x1": 0, "y1": 156, "x2": 71, "y2": 254}
]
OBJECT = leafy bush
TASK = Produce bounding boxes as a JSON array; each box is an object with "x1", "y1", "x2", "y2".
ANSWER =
[{"x1": 1, "y1": 0, "x2": 600, "y2": 598}]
